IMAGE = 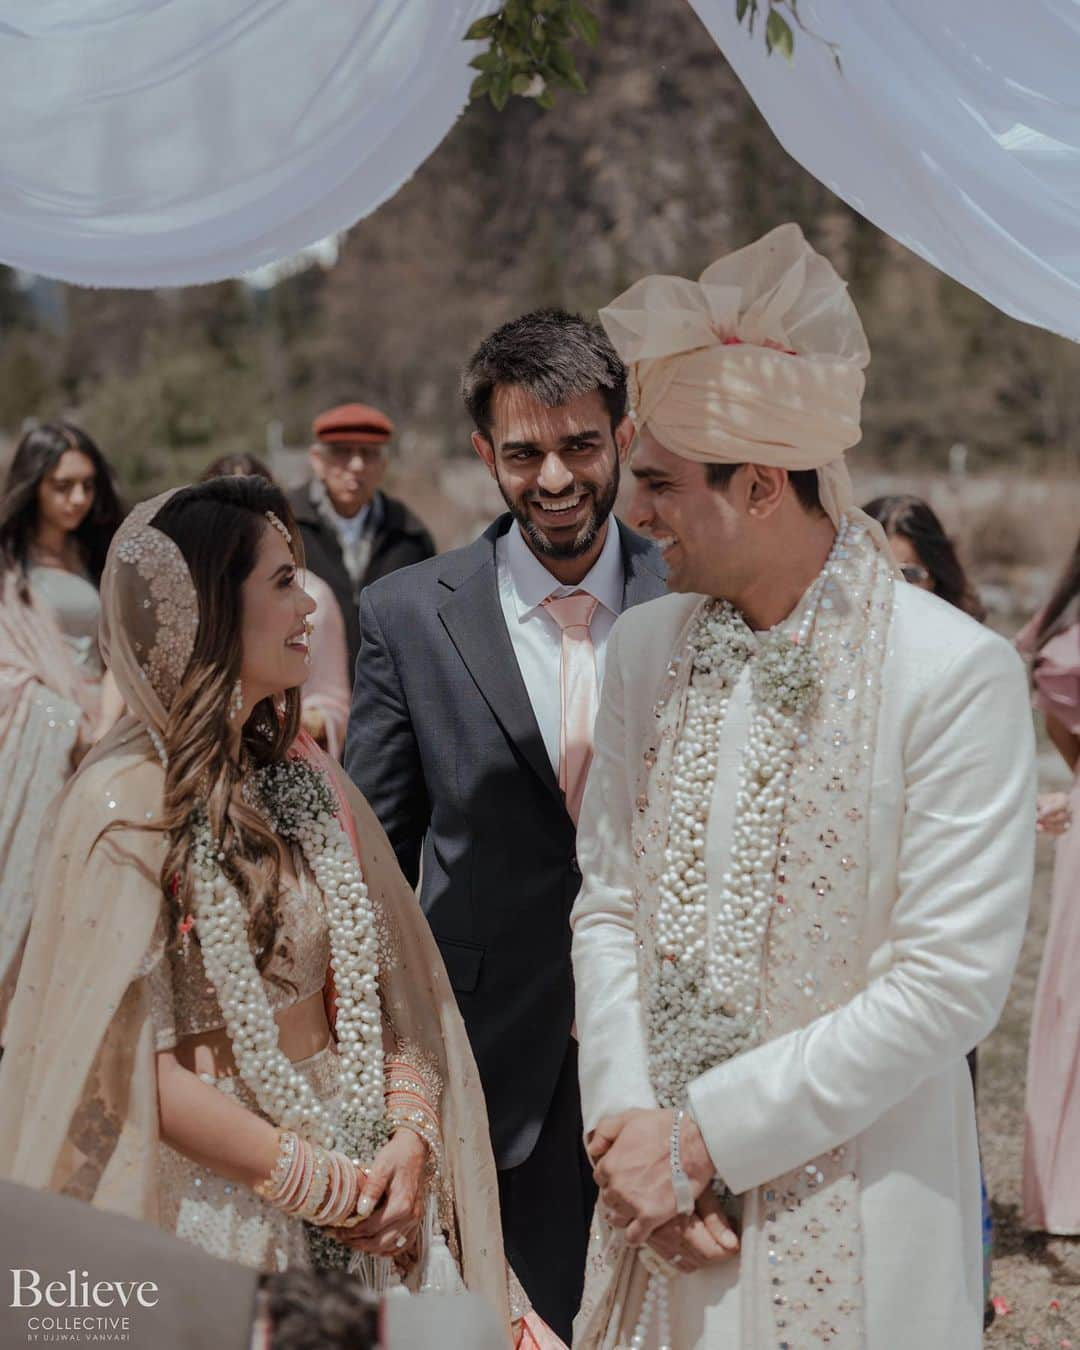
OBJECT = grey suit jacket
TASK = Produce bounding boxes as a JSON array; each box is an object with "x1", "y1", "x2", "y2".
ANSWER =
[{"x1": 345, "y1": 514, "x2": 666, "y2": 1168}]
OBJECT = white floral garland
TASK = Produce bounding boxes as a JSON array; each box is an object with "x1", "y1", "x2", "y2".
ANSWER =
[
  {"x1": 190, "y1": 757, "x2": 386, "y2": 1160},
  {"x1": 646, "y1": 521, "x2": 850, "y2": 1108}
]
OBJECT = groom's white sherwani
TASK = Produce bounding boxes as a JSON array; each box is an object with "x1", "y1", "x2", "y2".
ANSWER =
[{"x1": 571, "y1": 580, "x2": 1035, "y2": 1349}]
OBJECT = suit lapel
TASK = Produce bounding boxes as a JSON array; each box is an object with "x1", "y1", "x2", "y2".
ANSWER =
[
  {"x1": 438, "y1": 523, "x2": 563, "y2": 805},
  {"x1": 618, "y1": 521, "x2": 668, "y2": 609}
]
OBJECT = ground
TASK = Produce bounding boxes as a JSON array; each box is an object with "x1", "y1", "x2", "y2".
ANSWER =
[{"x1": 981, "y1": 841, "x2": 1079, "y2": 1347}]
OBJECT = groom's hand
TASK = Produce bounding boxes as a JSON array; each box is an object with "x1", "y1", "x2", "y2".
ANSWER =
[
  {"x1": 648, "y1": 1189, "x2": 740, "y2": 1272},
  {"x1": 591, "y1": 1108, "x2": 716, "y2": 1247}
]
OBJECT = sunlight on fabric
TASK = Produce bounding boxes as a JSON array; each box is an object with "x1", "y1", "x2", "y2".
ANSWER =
[
  {"x1": 0, "y1": 0, "x2": 497, "y2": 286},
  {"x1": 691, "y1": 0, "x2": 1080, "y2": 340}
]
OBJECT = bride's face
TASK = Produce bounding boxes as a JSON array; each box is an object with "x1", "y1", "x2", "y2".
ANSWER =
[{"x1": 238, "y1": 524, "x2": 317, "y2": 707}]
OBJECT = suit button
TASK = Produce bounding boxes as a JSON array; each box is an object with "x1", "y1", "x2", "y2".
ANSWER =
[{"x1": 569, "y1": 857, "x2": 581, "y2": 878}]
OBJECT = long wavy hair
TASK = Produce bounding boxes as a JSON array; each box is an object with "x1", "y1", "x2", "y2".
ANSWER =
[
  {"x1": 1031, "y1": 530, "x2": 1080, "y2": 650},
  {"x1": 149, "y1": 476, "x2": 303, "y2": 971},
  {"x1": 0, "y1": 421, "x2": 124, "y2": 602},
  {"x1": 863, "y1": 493, "x2": 986, "y2": 622}
]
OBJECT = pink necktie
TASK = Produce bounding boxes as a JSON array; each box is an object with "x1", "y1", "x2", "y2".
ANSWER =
[{"x1": 542, "y1": 590, "x2": 600, "y2": 825}]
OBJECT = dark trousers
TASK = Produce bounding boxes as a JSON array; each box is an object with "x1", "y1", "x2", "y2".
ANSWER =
[{"x1": 496, "y1": 1042, "x2": 597, "y2": 1343}]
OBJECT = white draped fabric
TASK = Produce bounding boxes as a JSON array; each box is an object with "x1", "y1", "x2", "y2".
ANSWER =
[
  {"x1": 0, "y1": 1, "x2": 494, "y2": 287},
  {"x1": 690, "y1": 0, "x2": 1080, "y2": 341}
]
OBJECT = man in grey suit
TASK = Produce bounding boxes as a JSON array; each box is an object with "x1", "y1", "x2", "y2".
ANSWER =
[{"x1": 345, "y1": 310, "x2": 667, "y2": 1340}]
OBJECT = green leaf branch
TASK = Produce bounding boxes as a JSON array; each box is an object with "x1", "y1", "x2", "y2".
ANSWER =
[
  {"x1": 464, "y1": 1, "x2": 599, "y2": 112},
  {"x1": 465, "y1": 0, "x2": 838, "y2": 115},
  {"x1": 738, "y1": 0, "x2": 841, "y2": 69}
]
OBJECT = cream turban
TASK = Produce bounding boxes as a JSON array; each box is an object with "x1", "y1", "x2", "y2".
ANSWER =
[{"x1": 599, "y1": 223, "x2": 870, "y2": 525}]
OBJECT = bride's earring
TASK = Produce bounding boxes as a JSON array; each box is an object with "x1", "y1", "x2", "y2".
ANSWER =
[{"x1": 228, "y1": 678, "x2": 244, "y2": 724}]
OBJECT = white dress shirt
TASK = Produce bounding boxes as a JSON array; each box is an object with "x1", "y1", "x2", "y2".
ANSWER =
[{"x1": 496, "y1": 519, "x2": 625, "y2": 776}]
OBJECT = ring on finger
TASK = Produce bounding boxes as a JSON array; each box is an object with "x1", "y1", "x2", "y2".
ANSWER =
[{"x1": 394, "y1": 1235, "x2": 407, "y2": 1251}]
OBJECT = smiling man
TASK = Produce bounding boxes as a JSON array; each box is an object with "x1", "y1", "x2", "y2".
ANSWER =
[
  {"x1": 570, "y1": 227, "x2": 1036, "y2": 1350},
  {"x1": 344, "y1": 309, "x2": 666, "y2": 1339}
]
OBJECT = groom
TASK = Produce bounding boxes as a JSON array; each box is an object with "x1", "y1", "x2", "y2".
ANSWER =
[
  {"x1": 344, "y1": 309, "x2": 666, "y2": 1340},
  {"x1": 571, "y1": 225, "x2": 1036, "y2": 1349}
]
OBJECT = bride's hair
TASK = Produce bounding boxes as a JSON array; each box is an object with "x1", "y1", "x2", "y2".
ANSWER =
[{"x1": 150, "y1": 475, "x2": 302, "y2": 970}]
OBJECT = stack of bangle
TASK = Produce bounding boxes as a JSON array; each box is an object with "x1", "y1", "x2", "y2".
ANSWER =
[
  {"x1": 384, "y1": 1058, "x2": 441, "y2": 1162},
  {"x1": 254, "y1": 1130, "x2": 363, "y2": 1228}
]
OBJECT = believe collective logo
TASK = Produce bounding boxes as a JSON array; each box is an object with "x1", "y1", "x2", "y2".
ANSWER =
[{"x1": 8, "y1": 1268, "x2": 159, "y2": 1344}]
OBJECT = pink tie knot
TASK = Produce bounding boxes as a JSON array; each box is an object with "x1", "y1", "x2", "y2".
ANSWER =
[{"x1": 542, "y1": 590, "x2": 599, "y2": 633}]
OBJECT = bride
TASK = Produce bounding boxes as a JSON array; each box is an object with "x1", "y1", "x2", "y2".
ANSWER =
[{"x1": 0, "y1": 476, "x2": 531, "y2": 1336}]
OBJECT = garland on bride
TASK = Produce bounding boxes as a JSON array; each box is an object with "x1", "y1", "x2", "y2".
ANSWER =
[{"x1": 190, "y1": 756, "x2": 388, "y2": 1162}]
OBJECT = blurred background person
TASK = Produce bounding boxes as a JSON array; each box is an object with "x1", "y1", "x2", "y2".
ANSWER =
[
  {"x1": 288, "y1": 403, "x2": 436, "y2": 674},
  {"x1": 1016, "y1": 533, "x2": 1080, "y2": 1234},
  {"x1": 863, "y1": 489, "x2": 995, "y2": 1324},
  {"x1": 201, "y1": 454, "x2": 351, "y2": 757},
  {"x1": 863, "y1": 492, "x2": 987, "y2": 619},
  {"x1": 0, "y1": 421, "x2": 123, "y2": 1036}
]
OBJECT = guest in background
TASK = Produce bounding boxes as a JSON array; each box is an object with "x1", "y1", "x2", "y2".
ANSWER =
[
  {"x1": 863, "y1": 492, "x2": 986, "y2": 619},
  {"x1": 287, "y1": 404, "x2": 436, "y2": 673},
  {"x1": 0, "y1": 421, "x2": 124, "y2": 1033},
  {"x1": 864, "y1": 489, "x2": 995, "y2": 1322},
  {"x1": 202, "y1": 454, "x2": 350, "y2": 756},
  {"x1": 1017, "y1": 532, "x2": 1080, "y2": 1234}
]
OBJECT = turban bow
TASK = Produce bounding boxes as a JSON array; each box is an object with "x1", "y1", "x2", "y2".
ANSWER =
[{"x1": 599, "y1": 223, "x2": 870, "y2": 525}]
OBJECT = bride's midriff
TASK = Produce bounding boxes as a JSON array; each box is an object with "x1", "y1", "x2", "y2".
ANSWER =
[{"x1": 174, "y1": 990, "x2": 331, "y2": 1080}]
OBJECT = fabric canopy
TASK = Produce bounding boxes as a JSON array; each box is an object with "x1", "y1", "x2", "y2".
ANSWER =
[
  {"x1": 690, "y1": 0, "x2": 1080, "y2": 341},
  {"x1": 0, "y1": 1, "x2": 494, "y2": 287}
]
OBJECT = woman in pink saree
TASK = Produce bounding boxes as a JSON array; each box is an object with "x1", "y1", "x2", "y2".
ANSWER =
[
  {"x1": 0, "y1": 476, "x2": 558, "y2": 1345},
  {"x1": 1018, "y1": 532, "x2": 1080, "y2": 1233},
  {"x1": 0, "y1": 422, "x2": 123, "y2": 1033}
]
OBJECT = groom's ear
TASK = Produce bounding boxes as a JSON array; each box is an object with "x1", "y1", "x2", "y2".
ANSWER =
[
  {"x1": 471, "y1": 429, "x2": 498, "y2": 479},
  {"x1": 614, "y1": 414, "x2": 635, "y2": 463}
]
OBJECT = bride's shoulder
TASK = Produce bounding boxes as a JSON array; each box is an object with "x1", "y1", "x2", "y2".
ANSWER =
[{"x1": 66, "y1": 740, "x2": 165, "y2": 823}]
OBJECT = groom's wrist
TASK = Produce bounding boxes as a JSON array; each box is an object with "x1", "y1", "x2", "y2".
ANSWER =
[{"x1": 679, "y1": 1109, "x2": 717, "y2": 1192}]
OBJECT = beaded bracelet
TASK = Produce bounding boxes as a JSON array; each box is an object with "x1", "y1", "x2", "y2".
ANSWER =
[
  {"x1": 385, "y1": 1059, "x2": 442, "y2": 1162},
  {"x1": 254, "y1": 1132, "x2": 364, "y2": 1228}
]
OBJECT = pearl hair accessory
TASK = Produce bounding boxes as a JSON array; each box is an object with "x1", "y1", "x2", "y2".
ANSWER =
[
  {"x1": 227, "y1": 678, "x2": 244, "y2": 724},
  {"x1": 265, "y1": 510, "x2": 293, "y2": 548}
]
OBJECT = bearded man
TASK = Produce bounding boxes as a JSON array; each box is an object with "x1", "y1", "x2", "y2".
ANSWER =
[
  {"x1": 570, "y1": 225, "x2": 1035, "y2": 1350},
  {"x1": 345, "y1": 309, "x2": 666, "y2": 1340}
]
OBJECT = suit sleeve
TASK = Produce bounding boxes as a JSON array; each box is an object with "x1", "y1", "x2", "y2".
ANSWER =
[
  {"x1": 344, "y1": 586, "x2": 429, "y2": 887},
  {"x1": 571, "y1": 620, "x2": 659, "y2": 1133},
  {"x1": 687, "y1": 635, "x2": 1036, "y2": 1193}
]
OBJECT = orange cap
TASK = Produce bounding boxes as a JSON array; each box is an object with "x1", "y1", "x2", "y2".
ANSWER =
[{"x1": 312, "y1": 402, "x2": 394, "y2": 446}]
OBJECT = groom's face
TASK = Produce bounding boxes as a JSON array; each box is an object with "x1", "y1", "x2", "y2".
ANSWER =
[
  {"x1": 628, "y1": 429, "x2": 752, "y2": 596},
  {"x1": 472, "y1": 386, "x2": 632, "y2": 561}
]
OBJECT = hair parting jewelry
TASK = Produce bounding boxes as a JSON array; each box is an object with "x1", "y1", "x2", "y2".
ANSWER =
[{"x1": 265, "y1": 510, "x2": 293, "y2": 548}]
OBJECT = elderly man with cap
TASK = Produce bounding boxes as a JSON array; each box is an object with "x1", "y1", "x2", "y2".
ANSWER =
[
  {"x1": 288, "y1": 402, "x2": 435, "y2": 672},
  {"x1": 569, "y1": 224, "x2": 1035, "y2": 1350}
]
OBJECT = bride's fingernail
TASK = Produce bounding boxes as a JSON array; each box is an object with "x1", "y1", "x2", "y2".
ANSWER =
[{"x1": 721, "y1": 1231, "x2": 739, "y2": 1250}]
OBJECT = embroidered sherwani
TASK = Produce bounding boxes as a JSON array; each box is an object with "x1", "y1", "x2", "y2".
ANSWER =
[{"x1": 571, "y1": 579, "x2": 1035, "y2": 1350}]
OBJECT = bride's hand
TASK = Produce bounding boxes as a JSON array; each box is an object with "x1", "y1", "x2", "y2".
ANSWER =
[{"x1": 329, "y1": 1130, "x2": 428, "y2": 1259}]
